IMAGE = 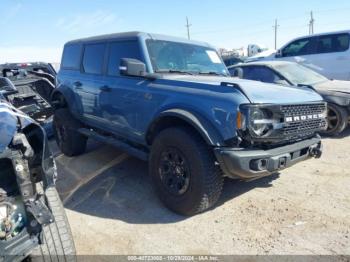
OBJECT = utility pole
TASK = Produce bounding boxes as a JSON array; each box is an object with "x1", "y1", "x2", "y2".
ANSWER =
[
  {"x1": 273, "y1": 19, "x2": 279, "y2": 50},
  {"x1": 309, "y1": 11, "x2": 315, "y2": 35},
  {"x1": 185, "y1": 17, "x2": 192, "y2": 40}
]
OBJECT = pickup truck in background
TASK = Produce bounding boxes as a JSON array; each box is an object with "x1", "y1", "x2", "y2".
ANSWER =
[
  {"x1": 52, "y1": 32, "x2": 326, "y2": 216},
  {"x1": 248, "y1": 30, "x2": 350, "y2": 81}
]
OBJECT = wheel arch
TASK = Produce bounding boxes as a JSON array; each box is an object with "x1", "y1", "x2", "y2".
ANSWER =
[
  {"x1": 51, "y1": 89, "x2": 68, "y2": 109},
  {"x1": 146, "y1": 109, "x2": 226, "y2": 147}
]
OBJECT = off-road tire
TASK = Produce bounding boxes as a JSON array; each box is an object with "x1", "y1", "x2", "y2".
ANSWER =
[
  {"x1": 53, "y1": 108, "x2": 87, "y2": 156},
  {"x1": 322, "y1": 103, "x2": 348, "y2": 136},
  {"x1": 149, "y1": 127, "x2": 224, "y2": 216},
  {"x1": 31, "y1": 186, "x2": 76, "y2": 262}
]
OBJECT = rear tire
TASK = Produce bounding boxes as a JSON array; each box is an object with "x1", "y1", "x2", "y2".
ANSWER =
[
  {"x1": 149, "y1": 127, "x2": 223, "y2": 216},
  {"x1": 30, "y1": 186, "x2": 76, "y2": 262},
  {"x1": 322, "y1": 103, "x2": 348, "y2": 136},
  {"x1": 53, "y1": 108, "x2": 87, "y2": 156}
]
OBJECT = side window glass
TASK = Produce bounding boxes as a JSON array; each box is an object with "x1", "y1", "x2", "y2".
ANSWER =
[
  {"x1": 242, "y1": 67, "x2": 255, "y2": 80},
  {"x1": 243, "y1": 67, "x2": 281, "y2": 84},
  {"x1": 335, "y1": 34, "x2": 350, "y2": 52},
  {"x1": 82, "y1": 43, "x2": 106, "y2": 75},
  {"x1": 254, "y1": 67, "x2": 280, "y2": 83},
  {"x1": 107, "y1": 41, "x2": 142, "y2": 76},
  {"x1": 316, "y1": 33, "x2": 350, "y2": 53},
  {"x1": 282, "y1": 38, "x2": 314, "y2": 57},
  {"x1": 316, "y1": 36, "x2": 332, "y2": 53},
  {"x1": 61, "y1": 44, "x2": 81, "y2": 69}
]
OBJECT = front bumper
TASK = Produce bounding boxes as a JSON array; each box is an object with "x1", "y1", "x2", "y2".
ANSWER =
[{"x1": 214, "y1": 135, "x2": 322, "y2": 180}]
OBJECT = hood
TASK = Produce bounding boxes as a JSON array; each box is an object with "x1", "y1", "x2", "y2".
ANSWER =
[
  {"x1": 314, "y1": 80, "x2": 350, "y2": 95},
  {"x1": 0, "y1": 102, "x2": 18, "y2": 153},
  {"x1": 245, "y1": 49, "x2": 277, "y2": 62},
  {"x1": 161, "y1": 75, "x2": 323, "y2": 104}
]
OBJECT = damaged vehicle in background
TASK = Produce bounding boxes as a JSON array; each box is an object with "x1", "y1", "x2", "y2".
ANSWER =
[
  {"x1": 0, "y1": 63, "x2": 56, "y2": 136},
  {"x1": 0, "y1": 96, "x2": 75, "y2": 261},
  {"x1": 229, "y1": 61, "x2": 350, "y2": 136}
]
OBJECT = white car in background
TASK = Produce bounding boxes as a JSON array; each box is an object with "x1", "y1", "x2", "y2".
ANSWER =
[{"x1": 249, "y1": 30, "x2": 350, "y2": 81}]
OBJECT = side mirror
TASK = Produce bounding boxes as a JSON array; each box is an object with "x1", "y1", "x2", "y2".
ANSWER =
[
  {"x1": 275, "y1": 49, "x2": 282, "y2": 58},
  {"x1": 120, "y1": 58, "x2": 146, "y2": 77}
]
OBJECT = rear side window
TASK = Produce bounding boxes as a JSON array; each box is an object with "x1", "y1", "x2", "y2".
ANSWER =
[
  {"x1": 316, "y1": 33, "x2": 350, "y2": 53},
  {"x1": 107, "y1": 41, "x2": 142, "y2": 76},
  {"x1": 82, "y1": 43, "x2": 106, "y2": 75},
  {"x1": 61, "y1": 44, "x2": 81, "y2": 69},
  {"x1": 282, "y1": 37, "x2": 315, "y2": 57}
]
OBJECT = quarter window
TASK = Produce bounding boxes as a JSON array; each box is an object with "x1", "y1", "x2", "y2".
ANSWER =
[
  {"x1": 107, "y1": 41, "x2": 142, "y2": 76},
  {"x1": 82, "y1": 43, "x2": 106, "y2": 75}
]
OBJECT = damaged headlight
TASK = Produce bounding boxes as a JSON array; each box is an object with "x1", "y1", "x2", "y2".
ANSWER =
[
  {"x1": 237, "y1": 104, "x2": 283, "y2": 139},
  {"x1": 250, "y1": 108, "x2": 270, "y2": 136}
]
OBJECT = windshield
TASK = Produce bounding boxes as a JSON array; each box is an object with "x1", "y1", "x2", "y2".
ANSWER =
[
  {"x1": 146, "y1": 40, "x2": 229, "y2": 76},
  {"x1": 275, "y1": 63, "x2": 328, "y2": 85}
]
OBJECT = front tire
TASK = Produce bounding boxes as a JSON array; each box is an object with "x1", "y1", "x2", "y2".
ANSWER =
[
  {"x1": 53, "y1": 108, "x2": 87, "y2": 156},
  {"x1": 323, "y1": 103, "x2": 348, "y2": 136},
  {"x1": 149, "y1": 127, "x2": 223, "y2": 216}
]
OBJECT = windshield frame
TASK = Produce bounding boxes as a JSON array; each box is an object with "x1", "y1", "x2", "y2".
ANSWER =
[
  {"x1": 274, "y1": 63, "x2": 329, "y2": 85},
  {"x1": 145, "y1": 39, "x2": 229, "y2": 76}
]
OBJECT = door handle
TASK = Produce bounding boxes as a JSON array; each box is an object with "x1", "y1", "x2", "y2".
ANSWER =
[
  {"x1": 73, "y1": 81, "x2": 82, "y2": 89},
  {"x1": 100, "y1": 85, "x2": 112, "y2": 92}
]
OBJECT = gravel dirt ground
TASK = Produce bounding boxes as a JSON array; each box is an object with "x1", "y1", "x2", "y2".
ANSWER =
[{"x1": 51, "y1": 128, "x2": 350, "y2": 255}]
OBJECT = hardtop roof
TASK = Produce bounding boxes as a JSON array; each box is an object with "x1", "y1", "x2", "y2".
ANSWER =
[{"x1": 64, "y1": 31, "x2": 212, "y2": 48}]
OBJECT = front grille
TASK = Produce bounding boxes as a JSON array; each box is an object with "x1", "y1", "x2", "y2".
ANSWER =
[
  {"x1": 281, "y1": 103, "x2": 327, "y2": 137},
  {"x1": 281, "y1": 103, "x2": 326, "y2": 116}
]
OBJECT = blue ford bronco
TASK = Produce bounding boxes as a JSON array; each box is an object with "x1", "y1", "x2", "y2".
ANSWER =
[{"x1": 53, "y1": 32, "x2": 326, "y2": 215}]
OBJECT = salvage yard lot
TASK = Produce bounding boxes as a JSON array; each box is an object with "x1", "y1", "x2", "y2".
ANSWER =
[{"x1": 51, "y1": 128, "x2": 350, "y2": 255}]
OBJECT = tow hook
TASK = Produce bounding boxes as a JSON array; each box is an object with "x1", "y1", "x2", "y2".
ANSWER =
[{"x1": 309, "y1": 144, "x2": 322, "y2": 159}]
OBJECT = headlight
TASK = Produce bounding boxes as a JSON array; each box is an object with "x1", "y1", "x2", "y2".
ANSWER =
[
  {"x1": 250, "y1": 108, "x2": 269, "y2": 136},
  {"x1": 238, "y1": 105, "x2": 281, "y2": 138}
]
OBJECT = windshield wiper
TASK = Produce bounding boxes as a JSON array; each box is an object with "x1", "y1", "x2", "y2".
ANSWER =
[
  {"x1": 155, "y1": 69, "x2": 194, "y2": 75},
  {"x1": 198, "y1": 71, "x2": 228, "y2": 77}
]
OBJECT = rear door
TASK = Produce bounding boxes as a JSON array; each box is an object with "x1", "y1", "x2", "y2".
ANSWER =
[{"x1": 77, "y1": 43, "x2": 107, "y2": 125}]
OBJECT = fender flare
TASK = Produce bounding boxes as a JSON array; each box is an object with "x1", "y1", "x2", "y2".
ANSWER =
[
  {"x1": 51, "y1": 86, "x2": 80, "y2": 113},
  {"x1": 147, "y1": 108, "x2": 226, "y2": 146},
  {"x1": 322, "y1": 94, "x2": 350, "y2": 107}
]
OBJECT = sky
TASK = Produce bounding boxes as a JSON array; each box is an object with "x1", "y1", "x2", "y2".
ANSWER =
[{"x1": 1, "y1": 0, "x2": 350, "y2": 63}]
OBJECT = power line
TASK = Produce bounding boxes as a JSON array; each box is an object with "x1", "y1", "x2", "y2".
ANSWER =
[
  {"x1": 185, "y1": 17, "x2": 192, "y2": 40},
  {"x1": 190, "y1": 6, "x2": 350, "y2": 37}
]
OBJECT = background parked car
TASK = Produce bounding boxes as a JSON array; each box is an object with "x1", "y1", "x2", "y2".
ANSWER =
[
  {"x1": 247, "y1": 30, "x2": 350, "y2": 81},
  {"x1": 229, "y1": 61, "x2": 350, "y2": 135}
]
